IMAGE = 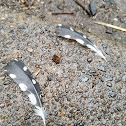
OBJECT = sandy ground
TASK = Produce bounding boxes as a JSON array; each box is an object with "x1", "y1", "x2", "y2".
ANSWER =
[{"x1": 0, "y1": 0, "x2": 126, "y2": 126}]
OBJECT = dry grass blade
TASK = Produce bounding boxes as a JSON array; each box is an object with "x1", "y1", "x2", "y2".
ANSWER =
[{"x1": 94, "y1": 21, "x2": 126, "y2": 32}]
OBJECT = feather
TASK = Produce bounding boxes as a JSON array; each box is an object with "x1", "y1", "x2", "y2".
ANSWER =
[
  {"x1": 4, "y1": 60, "x2": 46, "y2": 126},
  {"x1": 56, "y1": 24, "x2": 106, "y2": 61}
]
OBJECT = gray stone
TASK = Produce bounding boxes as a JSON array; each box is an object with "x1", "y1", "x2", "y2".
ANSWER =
[
  {"x1": 97, "y1": 66, "x2": 105, "y2": 72},
  {"x1": 81, "y1": 69, "x2": 85, "y2": 73},
  {"x1": 90, "y1": 1, "x2": 97, "y2": 16},
  {"x1": 106, "y1": 83, "x2": 112, "y2": 87},
  {"x1": 81, "y1": 76, "x2": 89, "y2": 82},
  {"x1": 121, "y1": 89, "x2": 125, "y2": 94},
  {"x1": 55, "y1": 82, "x2": 60, "y2": 87},
  {"x1": 102, "y1": 43, "x2": 107, "y2": 48},
  {"x1": 105, "y1": 48, "x2": 111, "y2": 55},
  {"x1": 27, "y1": 47, "x2": 33, "y2": 52},
  {"x1": 102, "y1": 119, "x2": 107, "y2": 125},
  {"x1": 47, "y1": 75, "x2": 53, "y2": 81},
  {"x1": 109, "y1": 92, "x2": 116, "y2": 97},
  {"x1": 89, "y1": 67, "x2": 96, "y2": 73},
  {"x1": 87, "y1": 57, "x2": 93, "y2": 62},
  {"x1": 53, "y1": 39, "x2": 59, "y2": 46},
  {"x1": 48, "y1": 25, "x2": 55, "y2": 31},
  {"x1": 122, "y1": 75, "x2": 126, "y2": 82},
  {"x1": 57, "y1": 5, "x2": 64, "y2": 10},
  {"x1": 0, "y1": 29, "x2": 4, "y2": 34},
  {"x1": 104, "y1": 77, "x2": 113, "y2": 82}
]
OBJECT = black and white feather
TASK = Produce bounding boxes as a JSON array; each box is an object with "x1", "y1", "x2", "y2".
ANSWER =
[
  {"x1": 4, "y1": 60, "x2": 46, "y2": 126},
  {"x1": 56, "y1": 24, "x2": 106, "y2": 61}
]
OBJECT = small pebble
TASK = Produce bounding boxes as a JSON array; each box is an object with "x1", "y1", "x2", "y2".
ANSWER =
[
  {"x1": 52, "y1": 54, "x2": 61, "y2": 64},
  {"x1": 0, "y1": 103, "x2": 5, "y2": 108},
  {"x1": 0, "y1": 29, "x2": 4, "y2": 34},
  {"x1": 106, "y1": 83, "x2": 112, "y2": 87},
  {"x1": 9, "y1": 30, "x2": 14, "y2": 34},
  {"x1": 55, "y1": 82, "x2": 60, "y2": 87},
  {"x1": 68, "y1": 52, "x2": 73, "y2": 57},
  {"x1": 82, "y1": 94, "x2": 88, "y2": 98},
  {"x1": 25, "y1": 115, "x2": 30, "y2": 120},
  {"x1": 89, "y1": 67, "x2": 96, "y2": 73},
  {"x1": 68, "y1": 113, "x2": 72, "y2": 118},
  {"x1": 47, "y1": 75, "x2": 53, "y2": 81},
  {"x1": 104, "y1": 77, "x2": 113, "y2": 82},
  {"x1": 102, "y1": 119, "x2": 107, "y2": 125},
  {"x1": 0, "y1": 74, "x2": 5, "y2": 80},
  {"x1": 49, "y1": 42, "x2": 54, "y2": 46},
  {"x1": 27, "y1": 47, "x2": 33, "y2": 52},
  {"x1": 81, "y1": 69, "x2": 85, "y2": 73},
  {"x1": 49, "y1": 33, "x2": 54, "y2": 37},
  {"x1": 54, "y1": 96, "x2": 59, "y2": 102},
  {"x1": 60, "y1": 110, "x2": 66, "y2": 117},
  {"x1": 40, "y1": 30, "x2": 44, "y2": 34},
  {"x1": 3, "y1": 80, "x2": 11, "y2": 85},
  {"x1": 63, "y1": 74, "x2": 68, "y2": 78},
  {"x1": 112, "y1": 56, "x2": 118, "y2": 63},
  {"x1": 9, "y1": 24, "x2": 15, "y2": 28},
  {"x1": 87, "y1": 57, "x2": 92, "y2": 62},
  {"x1": 117, "y1": 120, "x2": 122, "y2": 125},
  {"x1": 121, "y1": 89, "x2": 125, "y2": 94},
  {"x1": 105, "y1": 48, "x2": 111, "y2": 55},
  {"x1": 18, "y1": 54, "x2": 22, "y2": 58},
  {"x1": 102, "y1": 43, "x2": 107, "y2": 48},
  {"x1": 122, "y1": 74, "x2": 126, "y2": 82},
  {"x1": 87, "y1": 98, "x2": 92, "y2": 103},
  {"x1": 53, "y1": 39, "x2": 59, "y2": 46},
  {"x1": 54, "y1": 111, "x2": 58, "y2": 116},
  {"x1": 91, "y1": 117, "x2": 95, "y2": 122},
  {"x1": 18, "y1": 25, "x2": 26, "y2": 29},
  {"x1": 81, "y1": 76, "x2": 89, "y2": 82},
  {"x1": 109, "y1": 92, "x2": 116, "y2": 97},
  {"x1": 83, "y1": 87, "x2": 89, "y2": 92},
  {"x1": 48, "y1": 25, "x2": 55, "y2": 32},
  {"x1": 97, "y1": 66, "x2": 105, "y2": 72},
  {"x1": 57, "y1": 5, "x2": 64, "y2": 10}
]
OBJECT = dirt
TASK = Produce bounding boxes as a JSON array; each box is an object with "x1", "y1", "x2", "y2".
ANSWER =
[{"x1": 0, "y1": 0, "x2": 126, "y2": 126}]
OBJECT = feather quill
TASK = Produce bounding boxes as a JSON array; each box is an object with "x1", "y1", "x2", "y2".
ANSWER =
[
  {"x1": 56, "y1": 24, "x2": 106, "y2": 61},
  {"x1": 4, "y1": 60, "x2": 46, "y2": 126}
]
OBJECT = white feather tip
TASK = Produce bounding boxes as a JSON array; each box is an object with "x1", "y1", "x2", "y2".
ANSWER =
[
  {"x1": 34, "y1": 106, "x2": 46, "y2": 126},
  {"x1": 87, "y1": 44, "x2": 107, "y2": 61}
]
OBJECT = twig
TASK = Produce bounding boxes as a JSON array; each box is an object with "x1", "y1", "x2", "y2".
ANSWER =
[
  {"x1": 52, "y1": 12, "x2": 74, "y2": 15},
  {"x1": 73, "y1": 0, "x2": 91, "y2": 15},
  {"x1": 94, "y1": 21, "x2": 126, "y2": 32}
]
